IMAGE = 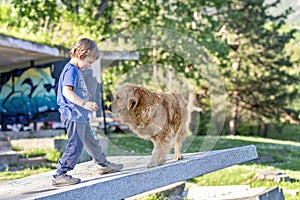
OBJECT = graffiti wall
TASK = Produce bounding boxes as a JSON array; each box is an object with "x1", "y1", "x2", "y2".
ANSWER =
[{"x1": 0, "y1": 59, "x2": 68, "y2": 125}]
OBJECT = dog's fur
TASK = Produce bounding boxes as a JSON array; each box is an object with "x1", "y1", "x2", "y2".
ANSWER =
[{"x1": 111, "y1": 83, "x2": 188, "y2": 168}]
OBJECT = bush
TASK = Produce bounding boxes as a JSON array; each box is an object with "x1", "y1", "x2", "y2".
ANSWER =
[
  {"x1": 236, "y1": 122, "x2": 259, "y2": 136},
  {"x1": 193, "y1": 113, "x2": 210, "y2": 136},
  {"x1": 19, "y1": 148, "x2": 61, "y2": 163},
  {"x1": 46, "y1": 149, "x2": 61, "y2": 163}
]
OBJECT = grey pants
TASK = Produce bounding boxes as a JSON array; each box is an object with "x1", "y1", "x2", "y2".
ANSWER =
[{"x1": 56, "y1": 115, "x2": 107, "y2": 174}]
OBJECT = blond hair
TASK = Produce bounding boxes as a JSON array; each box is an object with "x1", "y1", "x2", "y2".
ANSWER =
[{"x1": 69, "y1": 38, "x2": 100, "y2": 60}]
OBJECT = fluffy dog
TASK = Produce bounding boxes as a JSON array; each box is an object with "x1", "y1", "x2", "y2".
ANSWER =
[{"x1": 111, "y1": 83, "x2": 188, "y2": 168}]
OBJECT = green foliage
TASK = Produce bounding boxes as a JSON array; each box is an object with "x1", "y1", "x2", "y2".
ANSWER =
[
  {"x1": 21, "y1": 148, "x2": 47, "y2": 158},
  {"x1": 11, "y1": 144, "x2": 22, "y2": 152},
  {"x1": 45, "y1": 149, "x2": 62, "y2": 163},
  {"x1": 192, "y1": 112, "x2": 210, "y2": 136},
  {"x1": 140, "y1": 194, "x2": 165, "y2": 200},
  {"x1": 19, "y1": 148, "x2": 61, "y2": 162},
  {"x1": 214, "y1": 0, "x2": 300, "y2": 134},
  {"x1": 236, "y1": 122, "x2": 259, "y2": 136},
  {"x1": 12, "y1": 0, "x2": 60, "y2": 32},
  {"x1": 267, "y1": 124, "x2": 300, "y2": 142},
  {"x1": 0, "y1": 1, "x2": 13, "y2": 23}
]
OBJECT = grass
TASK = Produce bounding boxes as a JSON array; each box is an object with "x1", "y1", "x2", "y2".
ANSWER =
[
  {"x1": 10, "y1": 146, "x2": 62, "y2": 162},
  {"x1": 1, "y1": 133, "x2": 299, "y2": 199},
  {"x1": 0, "y1": 165, "x2": 56, "y2": 183},
  {"x1": 107, "y1": 133, "x2": 153, "y2": 155}
]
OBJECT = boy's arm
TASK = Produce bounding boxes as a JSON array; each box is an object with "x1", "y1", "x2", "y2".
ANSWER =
[{"x1": 62, "y1": 85, "x2": 99, "y2": 112}]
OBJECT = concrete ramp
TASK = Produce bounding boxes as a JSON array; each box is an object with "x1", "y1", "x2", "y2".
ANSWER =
[{"x1": 0, "y1": 145, "x2": 258, "y2": 200}]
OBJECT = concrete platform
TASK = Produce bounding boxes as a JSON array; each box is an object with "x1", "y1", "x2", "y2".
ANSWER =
[
  {"x1": 186, "y1": 185, "x2": 285, "y2": 200},
  {"x1": 0, "y1": 145, "x2": 258, "y2": 200}
]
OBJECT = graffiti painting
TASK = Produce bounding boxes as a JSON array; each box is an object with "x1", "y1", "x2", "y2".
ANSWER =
[{"x1": 0, "y1": 60, "x2": 68, "y2": 126}]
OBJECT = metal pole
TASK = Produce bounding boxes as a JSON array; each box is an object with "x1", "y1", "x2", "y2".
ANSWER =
[
  {"x1": 30, "y1": 60, "x2": 37, "y2": 131},
  {"x1": 99, "y1": 60, "x2": 108, "y2": 135}
]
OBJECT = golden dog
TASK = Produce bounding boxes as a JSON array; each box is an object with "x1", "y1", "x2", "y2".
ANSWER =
[{"x1": 111, "y1": 83, "x2": 187, "y2": 168}]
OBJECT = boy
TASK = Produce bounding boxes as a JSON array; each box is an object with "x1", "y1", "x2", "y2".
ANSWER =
[{"x1": 52, "y1": 38, "x2": 123, "y2": 186}]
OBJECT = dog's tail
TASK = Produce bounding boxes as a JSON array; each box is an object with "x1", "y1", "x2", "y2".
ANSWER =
[
  {"x1": 172, "y1": 93, "x2": 188, "y2": 119},
  {"x1": 173, "y1": 93, "x2": 187, "y2": 106}
]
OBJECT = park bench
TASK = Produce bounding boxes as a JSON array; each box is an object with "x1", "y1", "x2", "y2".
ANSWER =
[{"x1": 0, "y1": 145, "x2": 257, "y2": 200}]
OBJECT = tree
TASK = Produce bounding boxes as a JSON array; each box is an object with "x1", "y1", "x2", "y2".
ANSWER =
[
  {"x1": 216, "y1": 0, "x2": 298, "y2": 135},
  {"x1": 2, "y1": 0, "x2": 114, "y2": 46}
]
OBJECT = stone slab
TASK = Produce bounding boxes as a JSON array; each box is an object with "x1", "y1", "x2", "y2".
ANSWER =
[
  {"x1": 0, "y1": 145, "x2": 258, "y2": 200},
  {"x1": 186, "y1": 185, "x2": 284, "y2": 200},
  {"x1": 126, "y1": 181, "x2": 185, "y2": 200},
  {"x1": 0, "y1": 141, "x2": 11, "y2": 152},
  {"x1": 254, "y1": 170, "x2": 291, "y2": 183},
  {"x1": 259, "y1": 187, "x2": 285, "y2": 200},
  {"x1": 0, "y1": 151, "x2": 20, "y2": 167}
]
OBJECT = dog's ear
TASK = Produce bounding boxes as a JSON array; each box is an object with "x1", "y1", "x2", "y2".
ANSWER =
[
  {"x1": 126, "y1": 87, "x2": 139, "y2": 110},
  {"x1": 127, "y1": 97, "x2": 138, "y2": 110},
  {"x1": 127, "y1": 86, "x2": 140, "y2": 110}
]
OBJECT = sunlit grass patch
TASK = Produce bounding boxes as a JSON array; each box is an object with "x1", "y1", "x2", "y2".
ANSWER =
[{"x1": 0, "y1": 165, "x2": 56, "y2": 182}]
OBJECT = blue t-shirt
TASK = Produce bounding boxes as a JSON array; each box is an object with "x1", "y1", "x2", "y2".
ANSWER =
[{"x1": 57, "y1": 63, "x2": 89, "y2": 123}]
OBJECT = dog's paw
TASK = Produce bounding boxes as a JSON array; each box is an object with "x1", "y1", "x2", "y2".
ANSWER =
[
  {"x1": 147, "y1": 162, "x2": 158, "y2": 168},
  {"x1": 174, "y1": 154, "x2": 183, "y2": 161},
  {"x1": 148, "y1": 159, "x2": 166, "y2": 168},
  {"x1": 148, "y1": 158, "x2": 166, "y2": 168}
]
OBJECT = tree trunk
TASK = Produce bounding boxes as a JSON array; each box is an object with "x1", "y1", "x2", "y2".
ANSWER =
[
  {"x1": 229, "y1": 90, "x2": 238, "y2": 135},
  {"x1": 263, "y1": 123, "x2": 268, "y2": 138},
  {"x1": 229, "y1": 57, "x2": 240, "y2": 135},
  {"x1": 186, "y1": 93, "x2": 203, "y2": 135},
  {"x1": 152, "y1": 39, "x2": 157, "y2": 82},
  {"x1": 95, "y1": 0, "x2": 109, "y2": 19},
  {"x1": 258, "y1": 119, "x2": 268, "y2": 138},
  {"x1": 186, "y1": 93, "x2": 194, "y2": 134},
  {"x1": 167, "y1": 65, "x2": 173, "y2": 89}
]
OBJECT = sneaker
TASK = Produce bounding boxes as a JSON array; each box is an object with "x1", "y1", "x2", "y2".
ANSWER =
[
  {"x1": 98, "y1": 162, "x2": 124, "y2": 174},
  {"x1": 52, "y1": 174, "x2": 81, "y2": 187}
]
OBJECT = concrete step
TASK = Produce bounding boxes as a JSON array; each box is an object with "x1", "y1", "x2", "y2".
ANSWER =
[
  {"x1": 126, "y1": 181, "x2": 185, "y2": 200},
  {"x1": 0, "y1": 151, "x2": 20, "y2": 169},
  {"x1": 0, "y1": 145, "x2": 258, "y2": 200},
  {"x1": 19, "y1": 156, "x2": 50, "y2": 167},
  {"x1": 185, "y1": 185, "x2": 285, "y2": 200},
  {"x1": 1, "y1": 130, "x2": 65, "y2": 140},
  {"x1": 254, "y1": 170, "x2": 291, "y2": 183},
  {"x1": 0, "y1": 141, "x2": 12, "y2": 152}
]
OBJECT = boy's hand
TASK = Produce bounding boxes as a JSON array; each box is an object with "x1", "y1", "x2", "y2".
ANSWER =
[
  {"x1": 62, "y1": 86, "x2": 98, "y2": 112},
  {"x1": 82, "y1": 101, "x2": 99, "y2": 112}
]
